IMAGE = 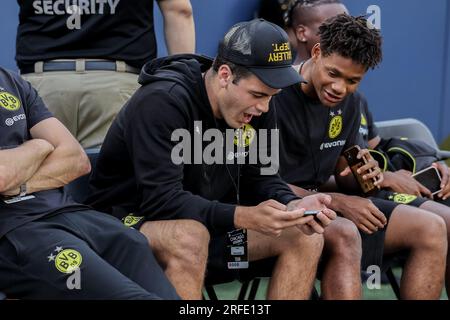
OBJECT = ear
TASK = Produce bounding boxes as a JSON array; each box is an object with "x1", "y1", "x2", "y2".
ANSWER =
[
  {"x1": 217, "y1": 64, "x2": 232, "y2": 88},
  {"x1": 295, "y1": 24, "x2": 307, "y2": 43},
  {"x1": 311, "y1": 43, "x2": 321, "y2": 61}
]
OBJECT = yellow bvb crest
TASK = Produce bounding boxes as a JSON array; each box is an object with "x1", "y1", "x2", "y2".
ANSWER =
[
  {"x1": 234, "y1": 124, "x2": 256, "y2": 147},
  {"x1": 328, "y1": 116, "x2": 343, "y2": 139}
]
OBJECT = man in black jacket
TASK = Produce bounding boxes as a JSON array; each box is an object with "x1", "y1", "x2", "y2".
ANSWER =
[{"x1": 88, "y1": 19, "x2": 336, "y2": 299}]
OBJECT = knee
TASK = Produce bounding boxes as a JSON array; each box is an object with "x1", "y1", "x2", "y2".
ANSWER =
[
  {"x1": 175, "y1": 219, "x2": 210, "y2": 252},
  {"x1": 287, "y1": 230, "x2": 325, "y2": 257},
  {"x1": 415, "y1": 214, "x2": 448, "y2": 252},
  {"x1": 169, "y1": 220, "x2": 210, "y2": 265},
  {"x1": 324, "y1": 221, "x2": 362, "y2": 259}
]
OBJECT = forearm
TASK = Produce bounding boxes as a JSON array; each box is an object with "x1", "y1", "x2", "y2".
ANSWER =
[
  {"x1": 290, "y1": 184, "x2": 345, "y2": 213},
  {"x1": 25, "y1": 143, "x2": 90, "y2": 194},
  {"x1": 326, "y1": 192, "x2": 348, "y2": 212},
  {"x1": 159, "y1": 0, "x2": 195, "y2": 54},
  {"x1": 379, "y1": 171, "x2": 395, "y2": 189},
  {"x1": 0, "y1": 139, "x2": 54, "y2": 194},
  {"x1": 288, "y1": 184, "x2": 314, "y2": 197},
  {"x1": 234, "y1": 206, "x2": 251, "y2": 230}
]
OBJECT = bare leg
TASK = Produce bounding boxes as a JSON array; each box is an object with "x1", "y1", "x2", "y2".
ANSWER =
[
  {"x1": 384, "y1": 205, "x2": 447, "y2": 299},
  {"x1": 248, "y1": 227, "x2": 324, "y2": 299},
  {"x1": 420, "y1": 200, "x2": 450, "y2": 295},
  {"x1": 321, "y1": 217, "x2": 362, "y2": 299},
  {"x1": 140, "y1": 219, "x2": 210, "y2": 300}
]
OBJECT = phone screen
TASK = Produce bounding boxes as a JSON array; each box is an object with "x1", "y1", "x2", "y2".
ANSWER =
[
  {"x1": 304, "y1": 210, "x2": 320, "y2": 215},
  {"x1": 412, "y1": 167, "x2": 442, "y2": 195}
]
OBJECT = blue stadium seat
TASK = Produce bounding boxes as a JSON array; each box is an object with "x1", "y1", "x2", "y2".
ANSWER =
[{"x1": 376, "y1": 118, "x2": 450, "y2": 160}]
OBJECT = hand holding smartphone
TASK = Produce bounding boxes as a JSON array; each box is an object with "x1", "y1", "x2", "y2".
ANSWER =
[
  {"x1": 304, "y1": 210, "x2": 322, "y2": 224},
  {"x1": 343, "y1": 145, "x2": 377, "y2": 194},
  {"x1": 412, "y1": 166, "x2": 442, "y2": 196}
]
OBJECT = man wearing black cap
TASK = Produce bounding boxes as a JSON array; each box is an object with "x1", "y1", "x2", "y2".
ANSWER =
[{"x1": 87, "y1": 19, "x2": 336, "y2": 299}]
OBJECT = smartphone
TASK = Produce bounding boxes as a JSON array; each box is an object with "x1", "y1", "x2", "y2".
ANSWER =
[
  {"x1": 412, "y1": 166, "x2": 442, "y2": 196},
  {"x1": 304, "y1": 210, "x2": 321, "y2": 223},
  {"x1": 304, "y1": 210, "x2": 320, "y2": 216},
  {"x1": 343, "y1": 145, "x2": 377, "y2": 194}
]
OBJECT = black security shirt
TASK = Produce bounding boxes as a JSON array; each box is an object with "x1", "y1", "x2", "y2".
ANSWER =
[
  {"x1": 274, "y1": 84, "x2": 364, "y2": 189},
  {"x1": 0, "y1": 67, "x2": 86, "y2": 238},
  {"x1": 16, "y1": 0, "x2": 157, "y2": 69}
]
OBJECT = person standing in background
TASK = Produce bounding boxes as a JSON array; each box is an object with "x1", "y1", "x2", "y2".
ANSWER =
[{"x1": 16, "y1": 0, "x2": 195, "y2": 148}]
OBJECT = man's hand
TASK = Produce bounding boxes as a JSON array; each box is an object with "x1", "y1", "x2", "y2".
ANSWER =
[
  {"x1": 382, "y1": 170, "x2": 432, "y2": 198},
  {"x1": 340, "y1": 148, "x2": 383, "y2": 187},
  {"x1": 287, "y1": 194, "x2": 337, "y2": 235},
  {"x1": 434, "y1": 162, "x2": 450, "y2": 200},
  {"x1": 330, "y1": 193, "x2": 387, "y2": 234},
  {"x1": 234, "y1": 200, "x2": 315, "y2": 237}
]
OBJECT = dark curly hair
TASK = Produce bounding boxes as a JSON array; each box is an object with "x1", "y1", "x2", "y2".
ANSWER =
[{"x1": 318, "y1": 14, "x2": 382, "y2": 70}]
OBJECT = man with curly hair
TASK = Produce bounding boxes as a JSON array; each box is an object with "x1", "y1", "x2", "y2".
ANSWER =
[
  {"x1": 272, "y1": 13, "x2": 448, "y2": 299},
  {"x1": 289, "y1": 0, "x2": 450, "y2": 296}
]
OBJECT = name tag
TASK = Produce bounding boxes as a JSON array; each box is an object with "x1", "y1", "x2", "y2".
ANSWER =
[{"x1": 226, "y1": 229, "x2": 248, "y2": 269}]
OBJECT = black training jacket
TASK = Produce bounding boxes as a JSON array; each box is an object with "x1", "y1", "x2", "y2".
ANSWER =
[{"x1": 87, "y1": 54, "x2": 298, "y2": 235}]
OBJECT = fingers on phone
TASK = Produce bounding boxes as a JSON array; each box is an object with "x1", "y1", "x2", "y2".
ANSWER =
[
  {"x1": 322, "y1": 208, "x2": 337, "y2": 220},
  {"x1": 306, "y1": 219, "x2": 325, "y2": 234},
  {"x1": 286, "y1": 215, "x2": 314, "y2": 228},
  {"x1": 340, "y1": 166, "x2": 352, "y2": 176},
  {"x1": 357, "y1": 149, "x2": 370, "y2": 160},
  {"x1": 419, "y1": 185, "x2": 432, "y2": 197},
  {"x1": 319, "y1": 193, "x2": 332, "y2": 205},
  {"x1": 440, "y1": 186, "x2": 450, "y2": 200},
  {"x1": 315, "y1": 212, "x2": 333, "y2": 228}
]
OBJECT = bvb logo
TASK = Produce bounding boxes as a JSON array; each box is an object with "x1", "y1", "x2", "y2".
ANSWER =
[
  {"x1": 55, "y1": 249, "x2": 83, "y2": 274},
  {"x1": 361, "y1": 113, "x2": 367, "y2": 126},
  {"x1": 392, "y1": 193, "x2": 417, "y2": 204},
  {"x1": 328, "y1": 116, "x2": 343, "y2": 139},
  {"x1": 234, "y1": 124, "x2": 256, "y2": 147},
  {"x1": 0, "y1": 92, "x2": 21, "y2": 111},
  {"x1": 122, "y1": 214, "x2": 144, "y2": 227}
]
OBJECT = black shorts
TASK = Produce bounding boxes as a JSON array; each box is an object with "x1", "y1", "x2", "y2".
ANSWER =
[
  {"x1": 359, "y1": 197, "x2": 400, "y2": 270},
  {"x1": 374, "y1": 189, "x2": 428, "y2": 207},
  {"x1": 0, "y1": 210, "x2": 179, "y2": 299}
]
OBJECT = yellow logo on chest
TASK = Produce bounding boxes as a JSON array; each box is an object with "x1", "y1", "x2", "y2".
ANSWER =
[
  {"x1": 0, "y1": 92, "x2": 21, "y2": 111},
  {"x1": 328, "y1": 115, "x2": 343, "y2": 139}
]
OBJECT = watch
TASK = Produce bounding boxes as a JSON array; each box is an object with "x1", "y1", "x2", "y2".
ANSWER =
[{"x1": 19, "y1": 183, "x2": 27, "y2": 197}]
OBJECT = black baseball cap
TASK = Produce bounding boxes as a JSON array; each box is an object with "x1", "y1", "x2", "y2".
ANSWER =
[{"x1": 218, "y1": 18, "x2": 303, "y2": 89}]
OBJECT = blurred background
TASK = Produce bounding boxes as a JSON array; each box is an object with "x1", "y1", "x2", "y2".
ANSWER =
[{"x1": 1, "y1": 0, "x2": 449, "y2": 148}]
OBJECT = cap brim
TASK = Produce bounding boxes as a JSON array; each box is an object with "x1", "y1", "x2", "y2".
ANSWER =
[{"x1": 248, "y1": 65, "x2": 304, "y2": 89}]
